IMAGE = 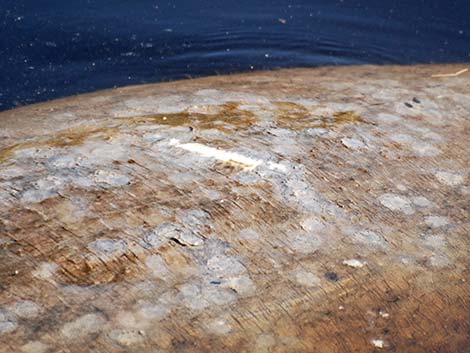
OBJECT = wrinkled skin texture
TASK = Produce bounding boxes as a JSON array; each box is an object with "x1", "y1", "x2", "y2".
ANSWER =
[{"x1": 0, "y1": 64, "x2": 469, "y2": 353}]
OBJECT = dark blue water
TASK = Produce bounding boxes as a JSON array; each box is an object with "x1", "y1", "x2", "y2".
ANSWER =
[{"x1": 1, "y1": 0, "x2": 469, "y2": 111}]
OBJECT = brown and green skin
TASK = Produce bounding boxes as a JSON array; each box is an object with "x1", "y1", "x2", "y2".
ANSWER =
[{"x1": 0, "y1": 64, "x2": 469, "y2": 353}]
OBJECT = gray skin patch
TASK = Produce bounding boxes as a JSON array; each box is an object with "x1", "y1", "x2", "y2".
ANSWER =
[
  {"x1": 47, "y1": 154, "x2": 82, "y2": 169},
  {"x1": 238, "y1": 228, "x2": 261, "y2": 241},
  {"x1": 289, "y1": 232, "x2": 323, "y2": 254},
  {"x1": 60, "y1": 313, "x2": 106, "y2": 340},
  {"x1": 177, "y1": 283, "x2": 210, "y2": 311},
  {"x1": 134, "y1": 301, "x2": 170, "y2": 321},
  {"x1": 424, "y1": 216, "x2": 450, "y2": 228},
  {"x1": 427, "y1": 254, "x2": 453, "y2": 269},
  {"x1": 206, "y1": 318, "x2": 232, "y2": 335},
  {"x1": 300, "y1": 217, "x2": 326, "y2": 232},
  {"x1": 349, "y1": 229, "x2": 388, "y2": 249},
  {"x1": 376, "y1": 113, "x2": 401, "y2": 123},
  {"x1": 142, "y1": 223, "x2": 177, "y2": 248},
  {"x1": 149, "y1": 223, "x2": 179, "y2": 238},
  {"x1": 387, "y1": 133, "x2": 441, "y2": 157},
  {"x1": 93, "y1": 169, "x2": 130, "y2": 187},
  {"x1": 304, "y1": 127, "x2": 331, "y2": 137},
  {"x1": 292, "y1": 268, "x2": 321, "y2": 287},
  {"x1": 167, "y1": 171, "x2": 202, "y2": 187},
  {"x1": 0, "y1": 309, "x2": 17, "y2": 335},
  {"x1": 388, "y1": 133, "x2": 415, "y2": 145},
  {"x1": 88, "y1": 238, "x2": 127, "y2": 255},
  {"x1": 206, "y1": 254, "x2": 246, "y2": 277},
  {"x1": 177, "y1": 280, "x2": 238, "y2": 311},
  {"x1": 281, "y1": 176, "x2": 324, "y2": 214},
  {"x1": 235, "y1": 172, "x2": 262, "y2": 185},
  {"x1": 20, "y1": 176, "x2": 63, "y2": 204},
  {"x1": 108, "y1": 329, "x2": 145, "y2": 347},
  {"x1": 115, "y1": 310, "x2": 148, "y2": 330},
  {"x1": 202, "y1": 285, "x2": 238, "y2": 306},
  {"x1": 422, "y1": 234, "x2": 447, "y2": 249},
  {"x1": 0, "y1": 183, "x2": 16, "y2": 208},
  {"x1": 258, "y1": 165, "x2": 331, "y2": 216},
  {"x1": 177, "y1": 209, "x2": 210, "y2": 229},
  {"x1": 410, "y1": 142, "x2": 441, "y2": 157},
  {"x1": 378, "y1": 193, "x2": 414, "y2": 215},
  {"x1": 145, "y1": 222, "x2": 204, "y2": 247},
  {"x1": 412, "y1": 196, "x2": 434, "y2": 209},
  {"x1": 9, "y1": 300, "x2": 41, "y2": 319},
  {"x1": 222, "y1": 274, "x2": 256, "y2": 295},
  {"x1": 434, "y1": 171, "x2": 465, "y2": 186},
  {"x1": 0, "y1": 164, "x2": 26, "y2": 179},
  {"x1": 32, "y1": 262, "x2": 58, "y2": 281},
  {"x1": 145, "y1": 255, "x2": 172, "y2": 280},
  {"x1": 254, "y1": 333, "x2": 277, "y2": 353},
  {"x1": 341, "y1": 137, "x2": 366, "y2": 149},
  {"x1": 174, "y1": 229, "x2": 204, "y2": 246},
  {"x1": 20, "y1": 341, "x2": 49, "y2": 353}
]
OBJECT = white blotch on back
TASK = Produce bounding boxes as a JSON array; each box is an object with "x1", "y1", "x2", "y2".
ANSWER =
[
  {"x1": 388, "y1": 133, "x2": 441, "y2": 156},
  {"x1": 146, "y1": 221, "x2": 204, "y2": 247},
  {"x1": 223, "y1": 274, "x2": 256, "y2": 295},
  {"x1": 389, "y1": 133, "x2": 415, "y2": 144},
  {"x1": 348, "y1": 229, "x2": 388, "y2": 249},
  {"x1": 300, "y1": 217, "x2": 326, "y2": 232},
  {"x1": 32, "y1": 262, "x2": 58, "y2": 281},
  {"x1": 206, "y1": 318, "x2": 232, "y2": 335},
  {"x1": 10, "y1": 300, "x2": 41, "y2": 319},
  {"x1": 422, "y1": 234, "x2": 447, "y2": 249},
  {"x1": 435, "y1": 171, "x2": 465, "y2": 186},
  {"x1": 377, "y1": 113, "x2": 401, "y2": 123},
  {"x1": 207, "y1": 254, "x2": 245, "y2": 277},
  {"x1": 238, "y1": 228, "x2": 261, "y2": 241},
  {"x1": 48, "y1": 154, "x2": 81, "y2": 169},
  {"x1": 424, "y1": 215, "x2": 450, "y2": 228},
  {"x1": 20, "y1": 176, "x2": 63, "y2": 203},
  {"x1": 289, "y1": 233, "x2": 323, "y2": 254},
  {"x1": 145, "y1": 255, "x2": 171, "y2": 280},
  {"x1": 412, "y1": 196, "x2": 434, "y2": 208},
  {"x1": 88, "y1": 238, "x2": 127, "y2": 255},
  {"x1": 202, "y1": 285, "x2": 237, "y2": 306},
  {"x1": 293, "y1": 268, "x2": 321, "y2": 287},
  {"x1": 135, "y1": 301, "x2": 169, "y2": 321},
  {"x1": 93, "y1": 169, "x2": 130, "y2": 187},
  {"x1": 177, "y1": 284, "x2": 210, "y2": 311},
  {"x1": 174, "y1": 229, "x2": 204, "y2": 246},
  {"x1": 0, "y1": 165, "x2": 26, "y2": 179},
  {"x1": 108, "y1": 329, "x2": 144, "y2": 346},
  {"x1": 254, "y1": 334, "x2": 277, "y2": 353},
  {"x1": 0, "y1": 309, "x2": 17, "y2": 335},
  {"x1": 378, "y1": 193, "x2": 414, "y2": 215},
  {"x1": 427, "y1": 254, "x2": 453, "y2": 268},
  {"x1": 60, "y1": 313, "x2": 106, "y2": 340},
  {"x1": 341, "y1": 137, "x2": 366, "y2": 149},
  {"x1": 411, "y1": 142, "x2": 441, "y2": 157},
  {"x1": 21, "y1": 341, "x2": 49, "y2": 353}
]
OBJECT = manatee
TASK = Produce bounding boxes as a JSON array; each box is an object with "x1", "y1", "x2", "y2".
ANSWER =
[{"x1": 0, "y1": 64, "x2": 469, "y2": 352}]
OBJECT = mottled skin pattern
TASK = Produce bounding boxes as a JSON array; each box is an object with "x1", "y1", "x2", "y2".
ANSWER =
[{"x1": 0, "y1": 64, "x2": 469, "y2": 353}]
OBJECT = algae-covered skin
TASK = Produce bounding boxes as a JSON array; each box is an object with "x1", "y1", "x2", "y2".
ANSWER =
[{"x1": 0, "y1": 64, "x2": 469, "y2": 352}]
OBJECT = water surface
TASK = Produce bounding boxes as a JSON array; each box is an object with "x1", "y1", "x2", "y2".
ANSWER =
[{"x1": 1, "y1": 0, "x2": 469, "y2": 111}]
